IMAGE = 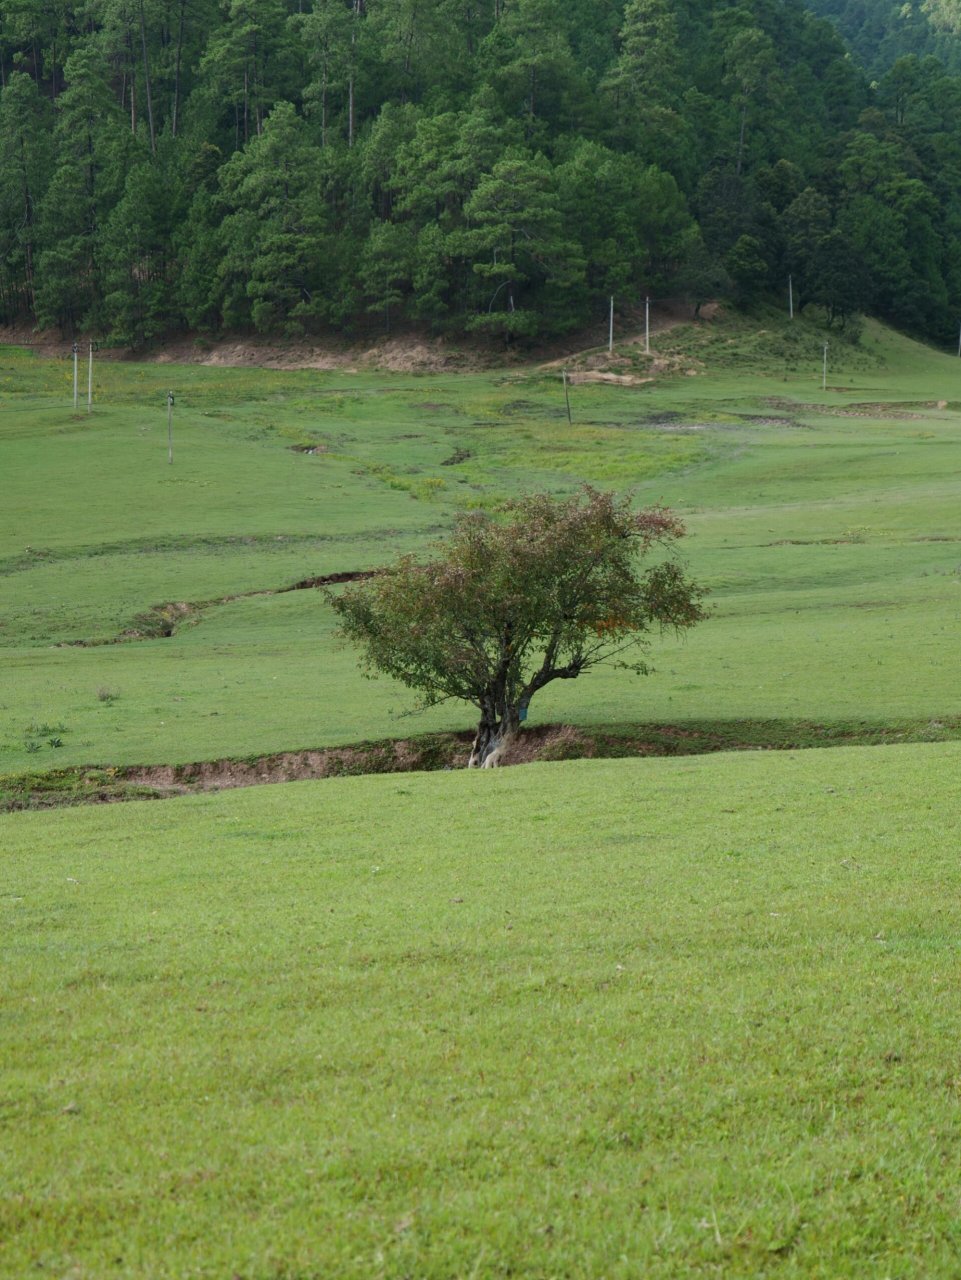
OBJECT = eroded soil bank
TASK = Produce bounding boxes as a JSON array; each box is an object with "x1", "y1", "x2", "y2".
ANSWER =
[
  {"x1": 4, "y1": 717, "x2": 959, "y2": 812},
  {"x1": 0, "y1": 300, "x2": 701, "y2": 373}
]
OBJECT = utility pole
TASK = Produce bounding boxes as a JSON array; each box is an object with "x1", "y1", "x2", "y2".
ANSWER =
[
  {"x1": 167, "y1": 391, "x2": 175, "y2": 464},
  {"x1": 608, "y1": 296, "x2": 614, "y2": 354},
  {"x1": 72, "y1": 341, "x2": 79, "y2": 410},
  {"x1": 788, "y1": 275, "x2": 794, "y2": 320},
  {"x1": 562, "y1": 369, "x2": 572, "y2": 424},
  {"x1": 957, "y1": 320, "x2": 960, "y2": 358},
  {"x1": 87, "y1": 342, "x2": 93, "y2": 413},
  {"x1": 645, "y1": 296, "x2": 651, "y2": 355},
  {"x1": 822, "y1": 342, "x2": 828, "y2": 392}
]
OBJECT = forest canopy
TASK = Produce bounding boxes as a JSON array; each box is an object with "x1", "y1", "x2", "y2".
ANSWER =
[{"x1": 1, "y1": 0, "x2": 960, "y2": 346}]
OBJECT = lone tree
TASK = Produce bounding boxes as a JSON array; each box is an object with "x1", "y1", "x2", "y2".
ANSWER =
[{"x1": 330, "y1": 488, "x2": 706, "y2": 768}]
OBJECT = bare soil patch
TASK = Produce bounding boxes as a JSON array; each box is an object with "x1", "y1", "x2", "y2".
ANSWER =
[{"x1": 567, "y1": 372, "x2": 653, "y2": 387}]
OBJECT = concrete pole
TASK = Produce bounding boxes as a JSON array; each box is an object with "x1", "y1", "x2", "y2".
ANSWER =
[
  {"x1": 87, "y1": 342, "x2": 93, "y2": 413},
  {"x1": 645, "y1": 297, "x2": 650, "y2": 355},
  {"x1": 822, "y1": 342, "x2": 828, "y2": 392},
  {"x1": 608, "y1": 295, "x2": 614, "y2": 354},
  {"x1": 167, "y1": 391, "x2": 174, "y2": 464},
  {"x1": 562, "y1": 369, "x2": 572, "y2": 424},
  {"x1": 72, "y1": 342, "x2": 78, "y2": 410}
]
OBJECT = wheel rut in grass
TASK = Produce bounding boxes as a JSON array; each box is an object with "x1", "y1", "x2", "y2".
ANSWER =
[{"x1": 4, "y1": 717, "x2": 961, "y2": 811}]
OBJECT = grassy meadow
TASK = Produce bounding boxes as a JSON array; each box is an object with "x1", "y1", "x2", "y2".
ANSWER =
[
  {"x1": 3, "y1": 313, "x2": 961, "y2": 774},
  {"x1": 6, "y1": 745, "x2": 961, "y2": 1278},
  {"x1": 4, "y1": 308, "x2": 961, "y2": 1276}
]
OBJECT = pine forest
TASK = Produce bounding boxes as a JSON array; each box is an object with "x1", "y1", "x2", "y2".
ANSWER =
[{"x1": 1, "y1": 0, "x2": 960, "y2": 347}]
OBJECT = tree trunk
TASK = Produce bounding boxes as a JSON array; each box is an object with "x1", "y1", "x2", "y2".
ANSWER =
[
  {"x1": 172, "y1": 0, "x2": 186, "y2": 137},
  {"x1": 139, "y1": 0, "x2": 157, "y2": 155},
  {"x1": 321, "y1": 58, "x2": 328, "y2": 146},
  {"x1": 469, "y1": 705, "x2": 521, "y2": 768},
  {"x1": 243, "y1": 64, "x2": 249, "y2": 143},
  {"x1": 348, "y1": 0, "x2": 363, "y2": 148},
  {"x1": 19, "y1": 135, "x2": 35, "y2": 310},
  {"x1": 126, "y1": 28, "x2": 137, "y2": 135},
  {"x1": 465, "y1": 5, "x2": 475, "y2": 56}
]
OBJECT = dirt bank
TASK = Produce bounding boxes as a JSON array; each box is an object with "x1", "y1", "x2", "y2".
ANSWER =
[
  {"x1": 5, "y1": 715, "x2": 959, "y2": 811},
  {"x1": 0, "y1": 300, "x2": 708, "y2": 374}
]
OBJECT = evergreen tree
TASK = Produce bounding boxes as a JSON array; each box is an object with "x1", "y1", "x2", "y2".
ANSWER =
[
  {"x1": 462, "y1": 146, "x2": 584, "y2": 339},
  {"x1": 198, "y1": 0, "x2": 297, "y2": 149},
  {"x1": 214, "y1": 101, "x2": 329, "y2": 334},
  {"x1": 34, "y1": 45, "x2": 131, "y2": 331}
]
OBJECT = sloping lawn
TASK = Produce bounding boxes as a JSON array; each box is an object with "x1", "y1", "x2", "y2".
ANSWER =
[{"x1": 4, "y1": 743, "x2": 961, "y2": 1277}]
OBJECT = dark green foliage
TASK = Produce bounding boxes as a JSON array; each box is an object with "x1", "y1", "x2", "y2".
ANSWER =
[
  {"x1": 0, "y1": 73, "x2": 51, "y2": 320},
  {"x1": 805, "y1": 0, "x2": 961, "y2": 77},
  {"x1": 0, "y1": 0, "x2": 959, "y2": 344},
  {"x1": 808, "y1": 227, "x2": 870, "y2": 327},
  {"x1": 725, "y1": 233, "x2": 770, "y2": 304}
]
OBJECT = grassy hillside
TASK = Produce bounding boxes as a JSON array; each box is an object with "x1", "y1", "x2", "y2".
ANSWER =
[
  {"x1": 3, "y1": 312, "x2": 961, "y2": 777},
  {"x1": 5, "y1": 313, "x2": 961, "y2": 1276},
  {"x1": 5, "y1": 743, "x2": 961, "y2": 1278}
]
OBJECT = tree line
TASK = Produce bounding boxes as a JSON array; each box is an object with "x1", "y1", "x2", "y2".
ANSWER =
[{"x1": 0, "y1": 0, "x2": 959, "y2": 346}]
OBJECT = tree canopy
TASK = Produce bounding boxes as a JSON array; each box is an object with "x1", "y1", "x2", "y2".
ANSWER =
[
  {"x1": 1, "y1": 0, "x2": 960, "y2": 345},
  {"x1": 331, "y1": 489, "x2": 706, "y2": 767}
]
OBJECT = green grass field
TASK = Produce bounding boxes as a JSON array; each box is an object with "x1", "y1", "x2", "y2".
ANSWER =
[
  {"x1": 6, "y1": 745, "x2": 961, "y2": 1278},
  {"x1": 4, "y1": 309, "x2": 961, "y2": 1276},
  {"x1": 3, "y1": 312, "x2": 961, "y2": 776}
]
